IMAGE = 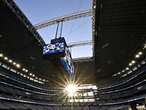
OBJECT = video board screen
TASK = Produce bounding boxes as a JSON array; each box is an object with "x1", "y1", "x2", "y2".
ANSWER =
[
  {"x1": 43, "y1": 42, "x2": 65, "y2": 55},
  {"x1": 43, "y1": 37, "x2": 75, "y2": 75},
  {"x1": 43, "y1": 37, "x2": 66, "y2": 58},
  {"x1": 60, "y1": 47, "x2": 75, "y2": 75}
]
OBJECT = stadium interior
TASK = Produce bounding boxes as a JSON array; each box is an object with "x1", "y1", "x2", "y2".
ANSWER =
[{"x1": 0, "y1": 0, "x2": 146, "y2": 110}]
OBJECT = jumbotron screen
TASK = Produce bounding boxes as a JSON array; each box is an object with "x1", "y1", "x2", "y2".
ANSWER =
[
  {"x1": 43, "y1": 37, "x2": 75, "y2": 75},
  {"x1": 60, "y1": 47, "x2": 75, "y2": 75},
  {"x1": 43, "y1": 42, "x2": 65, "y2": 56}
]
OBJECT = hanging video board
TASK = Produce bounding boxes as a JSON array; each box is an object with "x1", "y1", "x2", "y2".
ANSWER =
[
  {"x1": 43, "y1": 37, "x2": 75, "y2": 75},
  {"x1": 43, "y1": 37, "x2": 66, "y2": 58}
]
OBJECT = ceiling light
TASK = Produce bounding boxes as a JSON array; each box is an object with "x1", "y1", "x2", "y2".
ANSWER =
[
  {"x1": 122, "y1": 70, "x2": 125, "y2": 73},
  {"x1": 121, "y1": 74, "x2": 127, "y2": 77},
  {"x1": 133, "y1": 67, "x2": 137, "y2": 71},
  {"x1": 35, "y1": 77, "x2": 38, "y2": 79},
  {"x1": 117, "y1": 72, "x2": 121, "y2": 75},
  {"x1": 0, "y1": 53, "x2": 3, "y2": 57},
  {"x1": 29, "y1": 73, "x2": 32, "y2": 76},
  {"x1": 131, "y1": 60, "x2": 135, "y2": 64},
  {"x1": 138, "y1": 51, "x2": 143, "y2": 55},
  {"x1": 22, "y1": 68, "x2": 25, "y2": 71},
  {"x1": 25, "y1": 69, "x2": 28, "y2": 72},
  {"x1": 13, "y1": 62, "x2": 16, "y2": 65},
  {"x1": 4, "y1": 57, "x2": 8, "y2": 60},
  {"x1": 30, "y1": 77, "x2": 33, "y2": 81},
  {"x1": 39, "y1": 78, "x2": 42, "y2": 80},
  {"x1": 129, "y1": 63, "x2": 132, "y2": 66},
  {"x1": 135, "y1": 54, "x2": 140, "y2": 58},
  {"x1": 112, "y1": 74, "x2": 117, "y2": 77},
  {"x1": 39, "y1": 81, "x2": 44, "y2": 84},
  {"x1": 126, "y1": 67, "x2": 129, "y2": 70},
  {"x1": 32, "y1": 74, "x2": 35, "y2": 77},
  {"x1": 20, "y1": 73, "x2": 23, "y2": 76},
  {"x1": 8, "y1": 59, "x2": 12, "y2": 63},
  {"x1": 16, "y1": 64, "x2": 21, "y2": 68},
  {"x1": 127, "y1": 70, "x2": 132, "y2": 74}
]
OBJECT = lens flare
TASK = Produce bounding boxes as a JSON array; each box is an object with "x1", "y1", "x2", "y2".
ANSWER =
[{"x1": 65, "y1": 83, "x2": 78, "y2": 97}]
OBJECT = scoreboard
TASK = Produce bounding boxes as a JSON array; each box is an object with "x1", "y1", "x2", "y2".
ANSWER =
[
  {"x1": 43, "y1": 37, "x2": 66, "y2": 58},
  {"x1": 43, "y1": 37, "x2": 75, "y2": 76}
]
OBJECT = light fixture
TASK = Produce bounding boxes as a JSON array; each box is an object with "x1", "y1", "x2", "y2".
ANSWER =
[
  {"x1": 0, "y1": 53, "x2": 3, "y2": 57},
  {"x1": 13, "y1": 62, "x2": 16, "y2": 65},
  {"x1": 25, "y1": 69, "x2": 28, "y2": 72},
  {"x1": 112, "y1": 74, "x2": 117, "y2": 77},
  {"x1": 135, "y1": 54, "x2": 140, "y2": 58},
  {"x1": 138, "y1": 51, "x2": 143, "y2": 55},
  {"x1": 29, "y1": 73, "x2": 32, "y2": 76},
  {"x1": 121, "y1": 74, "x2": 127, "y2": 77},
  {"x1": 42, "y1": 79, "x2": 46, "y2": 82},
  {"x1": 30, "y1": 77, "x2": 33, "y2": 81},
  {"x1": 117, "y1": 72, "x2": 121, "y2": 75},
  {"x1": 126, "y1": 67, "x2": 129, "y2": 70},
  {"x1": 23, "y1": 75, "x2": 26, "y2": 77},
  {"x1": 122, "y1": 70, "x2": 125, "y2": 73},
  {"x1": 20, "y1": 73, "x2": 23, "y2": 76},
  {"x1": 127, "y1": 70, "x2": 132, "y2": 74},
  {"x1": 22, "y1": 68, "x2": 28, "y2": 72},
  {"x1": 64, "y1": 82, "x2": 78, "y2": 97},
  {"x1": 129, "y1": 63, "x2": 132, "y2": 66},
  {"x1": 32, "y1": 74, "x2": 35, "y2": 77},
  {"x1": 8, "y1": 59, "x2": 13, "y2": 63},
  {"x1": 131, "y1": 60, "x2": 136, "y2": 64},
  {"x1": 22, "y1": 68, "x2": 25, "y2": 71},
  {"x1": 133, "y1": 67, "x2": 137, "y2": 71},
  {"x1": 4, "y1": 57, "x2": 8, "y2": 60},
  {"x1": 16, "y1": 64, "x2": 21, "y2": 68},
  {"x1": 39, "y1": 78, "x2": 42, "y2": 80}
]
